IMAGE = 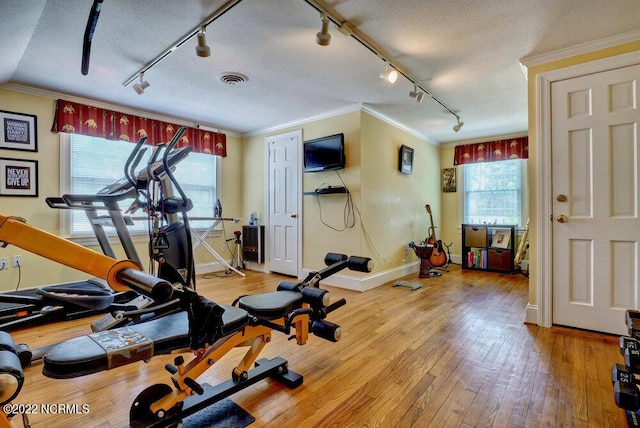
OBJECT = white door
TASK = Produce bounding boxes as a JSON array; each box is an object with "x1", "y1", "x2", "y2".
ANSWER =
[
  {"x1": 266, "y1": 130, "x2": 301, "y2": 276},
  {"x1": 551, "y1": 64, "x2": 640, "y2": 335}
]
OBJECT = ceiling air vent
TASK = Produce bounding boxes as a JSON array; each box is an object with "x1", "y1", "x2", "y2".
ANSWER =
[{"x1": 218, "y1": 72, "x2": 249, "y2": 85}]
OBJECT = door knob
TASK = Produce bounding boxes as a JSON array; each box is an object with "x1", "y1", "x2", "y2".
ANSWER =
[
  {"x1": 556, "y1": 214, "x2": 568, "y2": 223},
  {"x1": 290, "y1": 213, "x2": 297, "y2": 218},
  {"x1": 556, "y1": 194, "x2": 568, "y2": 202}
]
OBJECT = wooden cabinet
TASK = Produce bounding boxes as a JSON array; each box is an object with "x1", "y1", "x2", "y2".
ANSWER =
[{"x1": 461, "y1": 224, "x2": 515, "y2": 273}]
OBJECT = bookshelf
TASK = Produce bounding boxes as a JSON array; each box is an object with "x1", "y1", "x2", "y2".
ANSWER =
[{"x1": 461, "y1": 224, "x2": 515, "y2": 273}]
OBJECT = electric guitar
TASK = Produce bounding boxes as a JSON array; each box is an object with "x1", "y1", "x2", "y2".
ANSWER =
[{"x1": 425, "y1": 204, "x2": 447, "y2": 267}]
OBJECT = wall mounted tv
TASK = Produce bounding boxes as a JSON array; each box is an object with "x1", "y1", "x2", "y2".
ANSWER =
[{"x1": 303, "y1": 133, "x2": 345, "y2": 172}]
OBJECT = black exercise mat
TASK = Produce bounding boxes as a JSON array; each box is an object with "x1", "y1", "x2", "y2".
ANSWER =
[{"x1": 183, "y1": 397, "x2": 255, "y2": 428}]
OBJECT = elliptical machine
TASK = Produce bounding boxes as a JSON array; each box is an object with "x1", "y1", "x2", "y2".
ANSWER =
[
  {"x1": 91, "y1": 127, "x2": 198, "y2": 330},
  {"x1": 131, "y1": 128, "x2": 196, "y2": 290},
  {"x1": 0, "y1": 128, "x2": 198, "y2": 332}
]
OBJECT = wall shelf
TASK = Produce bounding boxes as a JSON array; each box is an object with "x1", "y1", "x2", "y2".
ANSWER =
[{"x1": 303, "y1": 186, "x2": 347, "y2": 195}]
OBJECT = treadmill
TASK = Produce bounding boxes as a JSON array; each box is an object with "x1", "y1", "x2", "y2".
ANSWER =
[
  {"x1": 0, "y1": 139, "x2": 152, "y2": 330},
  {"x1": 0, "y1": 136, "x2": 195, "y2": 331}
]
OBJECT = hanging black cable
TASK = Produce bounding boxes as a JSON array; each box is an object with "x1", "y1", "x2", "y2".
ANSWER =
[{"x1": 81, "y1": 0, "x2": 104, "y2": 75}]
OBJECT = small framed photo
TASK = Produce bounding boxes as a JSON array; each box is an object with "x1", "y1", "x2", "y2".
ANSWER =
[
  {"x1": 491, "y1": 229, "x2": 512, "y2": 249},
  {"x1": 0, "y1": 157, "x2": 38, "y2": 197},
  {"x1": 442, "y1": 167, "x2": 457, "y2": 192},
  {"x1": 0, "y1": 110, "x2": 38, "y2": 152},
  {"x1": 399, "y1": 145, "x2": 414, "y2": 174}
]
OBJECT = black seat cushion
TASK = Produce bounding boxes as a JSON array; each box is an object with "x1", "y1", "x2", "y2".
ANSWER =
[
  {"x1": 43, "y1": 305, "x2": 248, "y2": 379},
  {"x1": 238, "y1": 291, "x2": 303, "y2": 320}
]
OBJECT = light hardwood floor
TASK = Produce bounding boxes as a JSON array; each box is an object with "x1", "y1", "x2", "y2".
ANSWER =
[{"x1": 7, "y1": 264, "x2": 626, "y2": 427}]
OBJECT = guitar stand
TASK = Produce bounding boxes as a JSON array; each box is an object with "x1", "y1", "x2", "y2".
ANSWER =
[
  {"x1": 443, "y1": 242, "x2": 459, "y2": 267},
  {"x1": 503, "y1": 267, "x2": 529, "y2": 278},
  {"x1": 420, "y1": 259, "x2": 442, "y2": 278},
  {"x1": 411, "y1": 245, "x2": 442, "y2": 278}
]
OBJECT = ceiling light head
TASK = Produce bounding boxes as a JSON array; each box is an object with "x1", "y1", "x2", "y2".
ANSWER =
[
  {"x1": 409, "y1": 85, "x2": 419, "y2": 98},
  {"x1": 316, "y1": 14, "x2": 331, "y2": 46},
  {"x1": 453, "y1": 119, "x2": 464, "y2": 133},
  {"x1": 379, "y1": 62, "x2": 398, "y2": 84},
  {"x1": 195, "y1": 26, "x2": 211, "y2": 57},
  {"x1": 132, "y1": 73, "x2": 150, "y2": 95},
  {"x1": 416, "y1": 91, "x2": 425, "y2": 103}
]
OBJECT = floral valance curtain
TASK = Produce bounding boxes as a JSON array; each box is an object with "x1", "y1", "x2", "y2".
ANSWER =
[
  {"x1": 51, "y1": 99, "x2": 227, "y2": 157},
  {"x1": 453, "y1": 136, "x2": 528, "y2": 165}
]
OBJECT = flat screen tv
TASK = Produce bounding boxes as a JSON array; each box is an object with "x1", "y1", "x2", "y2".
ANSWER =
[{"x1": 303, "y1": 133, "x2": 345, "y2": 172}]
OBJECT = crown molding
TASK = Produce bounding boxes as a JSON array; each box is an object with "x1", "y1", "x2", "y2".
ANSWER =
[
  {"x1": 0, "y1": 83, "x2": 241, "y2": 138},
  {"x1": 242, "y1": 103, "x2": 364, "y2": 138},
  {"x1": 2, "y1": 82, "x2": 438, "y2": 144},
  {"x1": 360, "y1": 104, "x2": 437, "y2": 146},
  {"x1": 520, "y1": 29, "x2": 640, "y2": 68},
  {"x1": 245, "y1": 102, "x2": 437, "y2": 145}
]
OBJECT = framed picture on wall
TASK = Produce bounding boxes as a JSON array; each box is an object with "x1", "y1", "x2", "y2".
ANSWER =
[
  {"x1": 0, "y1": 110, "x2": 38, "y2": 152},
  {"x1": 399, "y1": 145, "x2": 414, "y2": 174},
  {"x1": 442, "y1": 167, "x2": 456, "y2": 192},
  {"x1": 0, "y1": 157, "x2": 38, "y2": 197}
]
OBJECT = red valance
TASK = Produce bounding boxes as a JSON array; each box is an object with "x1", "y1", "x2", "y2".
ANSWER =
[
  {"x1": 453, "y1": 136, "x2": 528, "y2": 165},
  {"x1": 50, "y1": 99, "x2": 226, "y2": 157}
]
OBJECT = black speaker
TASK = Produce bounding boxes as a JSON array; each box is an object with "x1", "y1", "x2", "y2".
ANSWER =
[{"x1": 242, "y1": 225, "x2": 264, "y2": 263}]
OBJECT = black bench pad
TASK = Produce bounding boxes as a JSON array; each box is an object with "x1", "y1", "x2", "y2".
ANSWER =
[
  {"x1": 43, "y1": 305, "x2": 248, "y2": 379},
  {"x1": 238, "y1": 291, "x2": 303, "y2": 320}
]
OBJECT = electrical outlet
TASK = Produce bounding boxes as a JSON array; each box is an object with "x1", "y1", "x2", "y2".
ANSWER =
[
  {"x1": 0, "y1": 257, "x2": 8, "y2": 270},
  {"x1": 12, "y1": 255, "x2": 22, "y2": 267},
  {"x1": 220, "y1": 244, "x2": 227, "y2": 253}
]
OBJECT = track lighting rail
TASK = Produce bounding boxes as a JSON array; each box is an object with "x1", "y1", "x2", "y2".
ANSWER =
[
  {"x1": 122, "y1": 0, "x2": 462, "y2": 129},
  {"x1": 303, "y1": 0, "x2": 462, "y2": 124},
  {"x1": 122, "y1": 0, "x2": 244, "y2": 87}
]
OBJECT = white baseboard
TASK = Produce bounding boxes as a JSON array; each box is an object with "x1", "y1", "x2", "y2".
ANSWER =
[
  {"x1": 302, "y1": 260, "x2": 420, "y2": 292},
  {"x1": 195, "y1": 261, "x2": 225, "y2": 275},
  {"x1": 525, "y1": 303, "x2": 538, "y2": 325},
  {"x1": 196, "y1": 261, "x2": 267, "y2": 275},
  {"x1": 244, "y1": 261, "x2": 267, "y2": 272}
]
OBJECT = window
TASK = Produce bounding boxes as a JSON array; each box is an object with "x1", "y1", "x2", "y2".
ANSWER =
[
  {"x1": 60, "y1": 133, "x2": 220, "y2": 238},
  {"x1": 461, "y1": 159, "x2": 526, "y2": 227}
]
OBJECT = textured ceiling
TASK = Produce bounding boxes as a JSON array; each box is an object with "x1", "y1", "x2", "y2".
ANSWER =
[{"x1": 1, "y1": 0, "x2": 640, "y2": 144}]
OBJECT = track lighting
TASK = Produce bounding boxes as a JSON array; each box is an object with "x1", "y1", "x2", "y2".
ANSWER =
[
  {"x1": 315, "y1": 14, "x2": 331, "y2": 46},
  {"x1": 409, "y1": 85, "x2": 425, "y2": 103},
  {"x1": 379, "y1": 62, "x2": 398, "y2": 84},
  {"x1": 195, "y1": 26, "x2": 211, "y2": 57},
  {"x1": 132, "y1": 73, "x2": 150, "y2": 95},
  {"x1": 453, "y1": 119, "x2": 464, "y2": 133}
]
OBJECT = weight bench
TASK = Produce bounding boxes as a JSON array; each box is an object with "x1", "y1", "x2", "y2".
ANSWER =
[
  {"x1": 1, "y1": 253, "x2": 372, "y2": 428},
  {"x1": 42, "y1": 304, "x2": 249, "y2": 379}
]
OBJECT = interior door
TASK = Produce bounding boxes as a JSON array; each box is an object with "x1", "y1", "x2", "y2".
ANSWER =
[
  {"x1": 551, "y1": 64, "x2": 640, "y2": 335},
  {"x1": 266, "y1": 130, "x2": 301, "y2": 276}
]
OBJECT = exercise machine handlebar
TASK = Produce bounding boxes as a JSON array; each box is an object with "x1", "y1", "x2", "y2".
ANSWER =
[
  {"x1": 322, "y1": 253, "x2": 373, "y2": 272},
  {"x1": 0, "y1": 215, "x2": 173, "y2": 303},
  {"x1": 299, "y1": 253, "x2": 373, "y2": 288},
  {"x1": 116, "y1": 268, "x2": 174, "y2": 303}
]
